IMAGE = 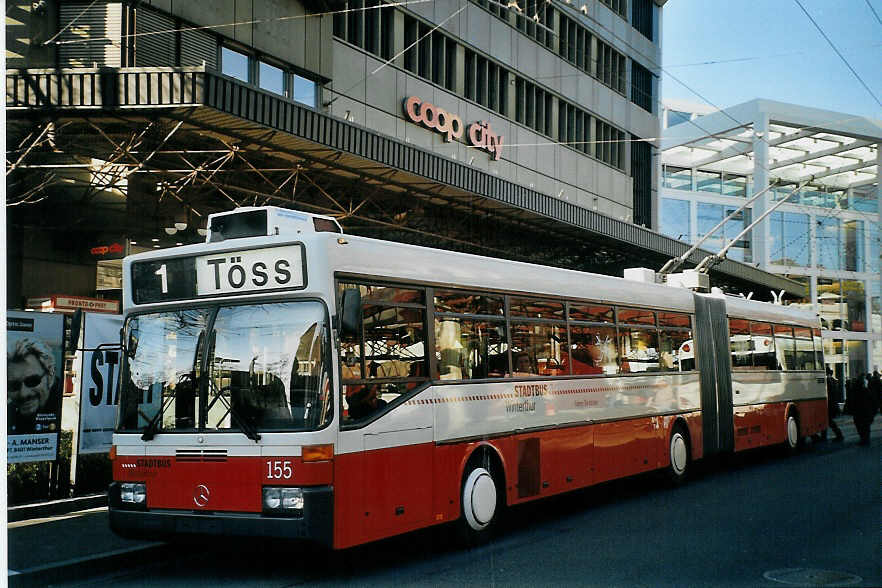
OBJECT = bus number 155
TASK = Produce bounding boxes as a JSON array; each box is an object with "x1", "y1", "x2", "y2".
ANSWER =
[{"x1": 266, "y1": 460, "x2": 293, "y2": 479}]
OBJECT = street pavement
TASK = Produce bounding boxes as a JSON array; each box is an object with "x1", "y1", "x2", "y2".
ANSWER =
[{"x1": 6, "y1": 416, "x2": 881, "y2": 587}]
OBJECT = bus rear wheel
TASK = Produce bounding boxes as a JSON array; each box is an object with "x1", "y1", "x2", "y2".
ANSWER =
[
  {"x1": 785, "y1": 413, "x2": 802, "y2": 453},
  {"x1": 666, "y1": 425, "x2": 691, "y2": 485},
  {"x1": 457, "y1": 462, "x2": 502, "y2": 546}
]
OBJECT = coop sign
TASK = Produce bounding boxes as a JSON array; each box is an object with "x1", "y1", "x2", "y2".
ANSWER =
[{"x1": 403, "y1": 96, "x2": 504, "y2": 161}]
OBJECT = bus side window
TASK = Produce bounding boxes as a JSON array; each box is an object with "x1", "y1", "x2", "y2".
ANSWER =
[
  {"x1": 750, "y1": 321, "x2": 779, "y2": 370},
  {"x1": 435, "y1": 317, "x2": 508, "y2": 380},
  {"x1": 729, "y1": 318, "x2": 752, "y2": 370},
  {"x1": 338, "y1": 281, "x2": 429, "y2": 423}
]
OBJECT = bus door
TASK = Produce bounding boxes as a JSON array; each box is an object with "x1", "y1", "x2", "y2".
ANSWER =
[{"x1": 693, "y1": 294, "x2": 734, "y2": 456}]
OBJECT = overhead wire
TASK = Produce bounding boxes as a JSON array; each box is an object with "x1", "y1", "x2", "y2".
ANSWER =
[
  {"x1": 867, "y1": 0, "x2": 882, "y2": 28},
  {"x1": 45, "y1": 0, "x2": 434, "y2": 45},
  {"x1": 793, "y1": 0, "x2": 882, "y2": 111}
]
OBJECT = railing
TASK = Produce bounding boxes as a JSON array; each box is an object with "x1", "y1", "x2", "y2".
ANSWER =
[{"x1": 6, "y1": 67, "x2": 205, "y2": 109}]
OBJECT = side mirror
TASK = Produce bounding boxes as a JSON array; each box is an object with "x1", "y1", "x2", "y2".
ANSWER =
[
  {"x1": 125, "y1": 326, "x2": 140, "y2": 359},
  {"x1": 340, "y1": 288, "x2": 362, "y2": 338}
]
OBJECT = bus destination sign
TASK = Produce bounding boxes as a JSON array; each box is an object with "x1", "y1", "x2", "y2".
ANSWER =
[{"x1": 131, "y1": 244, "x2": 305, "y2": 304}]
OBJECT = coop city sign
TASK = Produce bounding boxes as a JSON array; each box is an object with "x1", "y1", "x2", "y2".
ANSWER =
[{"x1": 403, "y1": 96, "x2": 504, "y2": 161}]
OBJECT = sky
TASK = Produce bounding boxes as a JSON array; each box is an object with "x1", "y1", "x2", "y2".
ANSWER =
[{"x1": 662, "y1": 0, "x2": 882, "y2": 120}]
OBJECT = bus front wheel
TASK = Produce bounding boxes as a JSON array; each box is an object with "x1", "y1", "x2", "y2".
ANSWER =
[{"x1": 458, "y1": 462, "x2": 502, "y2": 545}]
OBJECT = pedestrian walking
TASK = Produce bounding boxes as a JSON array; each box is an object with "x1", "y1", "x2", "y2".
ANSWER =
[
  {"x1": 850, "y1": 374, "x2": 877, "y2": 446},
  {"x1": 825, "y1": 368, "x2": 844, "y2": 442},
  {"x1": 870, "y1": 368, "x2": 881, "y2": 415}
]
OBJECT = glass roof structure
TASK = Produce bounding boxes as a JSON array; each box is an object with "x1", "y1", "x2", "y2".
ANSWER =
[{"x1": 661, "y1": 99, "x2": 881, "y2": 193}]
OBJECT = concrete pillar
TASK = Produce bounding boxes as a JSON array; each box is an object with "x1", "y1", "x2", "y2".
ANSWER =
[{"x1": 752, "y1": 114, "x2": 770, "y2": 269}]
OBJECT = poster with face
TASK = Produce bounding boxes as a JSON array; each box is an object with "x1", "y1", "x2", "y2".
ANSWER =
[{"x1": 7, "y1": 311, "x2": 65, "y2": 463}]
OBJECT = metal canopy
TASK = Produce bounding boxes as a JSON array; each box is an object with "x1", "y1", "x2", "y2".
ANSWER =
[
  {"x1": 6, "y1": 68, "x2": 804, "y2": 298},
  {"x1": 662, "y1": 99, "x2": 881, "y2": 192}
]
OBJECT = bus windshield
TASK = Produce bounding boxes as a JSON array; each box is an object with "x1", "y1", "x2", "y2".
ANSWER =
[{"x1": 118, "y1": 301, "x2": 332, "y2": 435}]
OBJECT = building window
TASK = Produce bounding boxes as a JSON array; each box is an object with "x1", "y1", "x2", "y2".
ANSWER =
[
  {"x1": 558, "y1": 101, "x2": 590, "y2": 154},
  {"x1": 334, "y1": 0, "x2": 394, "y2": 60},
  {"x1": 465, "y1": 50, "x2": 508, "y2": 116},
  {"x1": 472, "y1": 0, "x2": 554, "y2": 48},
  {"x1": 631, "y1": 60, "x2": 653, "y2": 112},
  {"x1": 601, "y1": 0, "x2": 627, "y2": 19},
  {"x1": 405, "y1": 16, "x2": 456, "y2": 91},
  {"x1": 472, "y1": 0, "x2": 506, "y2": 19},
  {"x1": 631, "y1": 136, "x2": 652, "y2": 228},
  {"x1": 594, "y1": 119, "x2": 625, "y2": 170},
  {"x1": 516, "y1": 0, "x2": 554, "y2": 46},
  {"x1": 293, "y1": 74, "x2": 317, "y2": 108},
  {"x1": 559, "y1": 15, "x2": 591, "y2": 75},
  {"x1": 663, "y1": 165, "x2": 691, "y2": 190},
  {"x1": 222, "y1": 46, "x2": 318, "y2": 108},
  {"x1": 631, "y1": 0, "x2": 654, "y2": 40},
  {"x1": 259, "y1": 61, "x2": 285, "y2": 95},
  {"x1": 596, "y1": 39, "x2": 626, "y2": 95},
  {"x1": 221, "y1": 46, "x2": 250, "y2": 82},
  {"x1": 660, "y1": 198, "x2": 691, "y2": 241},
  {"x1": 516, "y1": 78, "x2": 552, "y2": 137},
  {"x1": 770, "y1": 212, "x2": 810, "y2": 267}
]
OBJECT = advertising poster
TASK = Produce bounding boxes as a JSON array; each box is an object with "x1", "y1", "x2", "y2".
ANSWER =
[
  {"x1": 7, "y1": 311, "x2": 65, "y2": 464},
  {"x1": 77, "y1": 313, "x2": 124, "y2": 454}
]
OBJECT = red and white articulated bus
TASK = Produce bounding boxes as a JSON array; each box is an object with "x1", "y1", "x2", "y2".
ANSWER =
[{"x1": 110, "y1": 206, "x2": 827, "y2": 549}]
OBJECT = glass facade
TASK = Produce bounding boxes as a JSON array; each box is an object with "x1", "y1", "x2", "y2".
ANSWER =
[
  {"x1": 868, "y1": 223, "x2": 879, "y2": 275},
  {"x1": 696, "y1": 203, "x2": 751, "y2": 262},
  {"x1": 769, "y1": 211, "x2": 810, "y2": 266},
  {"x1": 816, "y1": 217, "x2": 841, "y2": 270},
  {"x1": 873, "y1": 339, "x2": 882, "y2": 374},
  {"x1": 662, "y1": 166, "x2": 691, "y2": 190},
  {"x1": 659, "y1": 198, "x2": 690, "y2": 241},
  {"x1": 844, "y1": 220, "x2": 865, "y2": 272},
  {"x1": 694, "y1": 170, "x2": 721, "y2": 194},
  {"x1": 872, "y1": 280, "x2": 881, "y2": 339},
  {"x1": 847, "y1": 340, "x2": 868, "y2": 381},
  {"x1": 721, "y1": 174, "x2": 747, "y2": 197}
]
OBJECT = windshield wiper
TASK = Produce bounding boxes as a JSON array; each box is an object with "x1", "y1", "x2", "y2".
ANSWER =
[
  {"x1": 140, "y1": 385, "x2": 178, "y2": 441},
  {"x1": 206, "y1": 379, "x2": 261, "y2": 442}
]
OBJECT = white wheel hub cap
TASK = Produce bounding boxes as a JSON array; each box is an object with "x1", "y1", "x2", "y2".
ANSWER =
[
  {"x1": 463, "y1": 468, "x2": 497, "y2": 531},
  {"x1": 671, "y1": 433, "x2": 687, "y2": 475},
  {"x1": 787, "y1": 417, "x2": 799, "y2": 447}
]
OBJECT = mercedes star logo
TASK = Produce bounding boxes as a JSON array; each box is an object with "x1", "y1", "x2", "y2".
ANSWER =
[{"x1": 193, "y1": 484, "x2": 210, "y2": 507}]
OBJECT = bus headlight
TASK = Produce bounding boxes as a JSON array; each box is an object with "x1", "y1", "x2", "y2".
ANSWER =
[
  {"x1": 121, "y1": 482, "x2": 147, "y2": 505},
  {"x1": 262, "y1": 487, "x2": 303, "y2": 516}
]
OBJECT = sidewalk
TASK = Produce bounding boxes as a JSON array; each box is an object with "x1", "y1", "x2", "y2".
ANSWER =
[{"x1": 6, "y1": 416, "x2": 880, "y2": 586}]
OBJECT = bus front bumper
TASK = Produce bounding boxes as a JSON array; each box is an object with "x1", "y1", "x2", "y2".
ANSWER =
[{"x1": 108, "y1": 483, "x2": 333, "y2": 548}]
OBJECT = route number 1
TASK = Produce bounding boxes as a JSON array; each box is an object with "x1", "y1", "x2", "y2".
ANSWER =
[{"x1": 155, "y1": 264, "x2": 168, "y2": 294}]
